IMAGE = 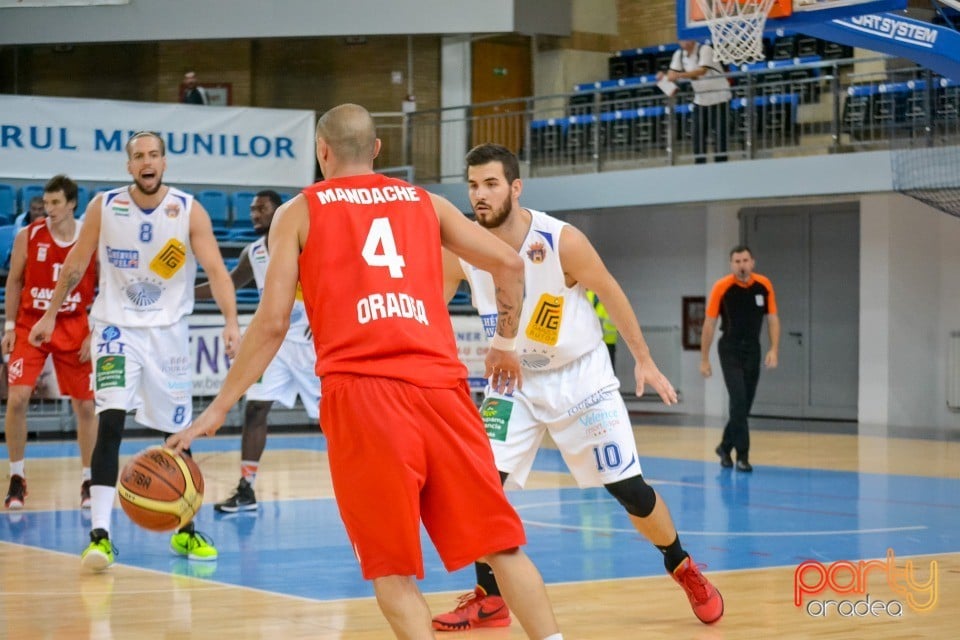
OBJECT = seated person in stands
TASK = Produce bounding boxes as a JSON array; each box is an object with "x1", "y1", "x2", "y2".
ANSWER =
[{"x1": 15, "y1": 197, "x2": 46, "y2": 227}]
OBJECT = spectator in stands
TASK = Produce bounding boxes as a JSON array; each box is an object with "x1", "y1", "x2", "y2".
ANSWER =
[
  {"x1": 195, "y1": 189, "x2": 321, "y2": 514},
  {"x1": 433, "y1": 143, "x2": 723, "y2": 632},
  {"x1": 14, "y1": 196, "x2": 46, "y2": 228},
  {"x1": 700, "y1": 245, "x2": 780, "y2": 473},
  {"x1": 28, "y1": 131, "x2": 240, "y2": 571},
  {"x1": 659, "y1": 40, "x2": 732, "y2": 164},
  {"x1": 3, "y1": 174, "x2": 98, "y2": 511},
  {"x1": 181, "y1": 70, "x2": 209, "y2": 105}
]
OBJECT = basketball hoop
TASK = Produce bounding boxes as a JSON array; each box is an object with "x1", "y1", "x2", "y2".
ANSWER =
[{"x1": 693, "y1": 0, "x2": 778, "y2": 65}]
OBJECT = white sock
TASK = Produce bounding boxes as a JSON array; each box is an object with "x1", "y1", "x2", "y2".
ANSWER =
[
  {"x1": 82, "y1": 467, "x2": 92, "y2": 482},
  {"x1": 543, "y1": 635, "x2": 563, "y2": 640},
  {"x1": 10, "y1": 460, "x2": 25, "y2": 477},
  {"x1": 90, "y1": 485, "x2": 117, "y2": 534}
]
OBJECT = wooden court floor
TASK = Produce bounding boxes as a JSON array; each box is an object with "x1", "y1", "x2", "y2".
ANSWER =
[{"x1": 1, "y1": 422, "x2": 958, "y2": 639}]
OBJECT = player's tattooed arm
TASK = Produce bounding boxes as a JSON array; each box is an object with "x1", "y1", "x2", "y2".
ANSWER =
[{"x1": 494, "y1": 276, "x2": 523, "y2": 338}]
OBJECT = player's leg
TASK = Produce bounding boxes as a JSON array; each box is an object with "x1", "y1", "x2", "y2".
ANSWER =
[
  {"x1": 3, "y1": 385, "x2": 33, "y2": 509},
  {"x1": 51, "y1": 347, "x2": 96, "y2": 507},
  {"x1": 432, "y1": 386, "x2": 544, "y2": 631},
  {"x1": 321, "y1": 375, "x2": 436, "y2": 635},
  {"x1": 3, "y1": 339, "x2": 48, "y2": 508},
  {"x1": 214, "y1": 399, "x2": 272, "y2": 513},
  {"x1": 423, "y1": 382, "x2": 560, "y2": 638}
]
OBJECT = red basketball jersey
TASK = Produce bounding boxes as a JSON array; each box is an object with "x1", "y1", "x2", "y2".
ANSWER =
[
  {"x1": 19, "y1": 218, "x2": 97, "y2": 321},
  {"x1": 299, "y1": 173, "x2": 467, "y2": 387}
]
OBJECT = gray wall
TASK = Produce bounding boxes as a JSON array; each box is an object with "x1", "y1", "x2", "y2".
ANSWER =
[{"x1": 0, "y1": 0, "x2": 571, "y2": 45}]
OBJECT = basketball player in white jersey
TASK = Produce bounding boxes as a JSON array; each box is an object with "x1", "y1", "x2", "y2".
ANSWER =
[
  {"x1": 195, "y1": 189, "x2": 320, "y2": 513},
  {"x1": 29, "y1": 131, "x2": 241, "y2": 571},
  {"x1": 434, "y1": 144, "x2": 723, "y2": 631}
]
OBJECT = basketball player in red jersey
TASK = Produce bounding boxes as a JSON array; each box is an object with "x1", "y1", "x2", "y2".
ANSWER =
[
  {"x1": 169, "y1": 104, "x2": 564, "y2": 640},
  {"x1": 3, "y1": 174, "x2": 98, "y2": 510}
]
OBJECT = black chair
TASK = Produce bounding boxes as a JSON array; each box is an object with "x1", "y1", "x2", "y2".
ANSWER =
[
  {"x1": 771, "y1": 35, "x2": 798, "y2": 60},
  {"x1": 608, "y1": 57, "x2": 629, "y2": 80},
  {"x1": 629, "y1": 54, "x2": 654, "y2": 77},
  {"x1": 568, "y1": 92, "x2": 594, "y2": 117}
]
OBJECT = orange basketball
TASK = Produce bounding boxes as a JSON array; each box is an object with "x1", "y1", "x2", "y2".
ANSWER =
[{"x1": 118, "y1": 446, "x2": 204, "y2": 532}]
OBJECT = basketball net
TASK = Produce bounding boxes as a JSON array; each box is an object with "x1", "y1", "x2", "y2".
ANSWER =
[{"x1": 693, "y1": 0, "x2": 778, "y2": 65}]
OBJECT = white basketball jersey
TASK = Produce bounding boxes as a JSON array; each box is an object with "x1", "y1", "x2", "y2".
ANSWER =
[
  {"x1": 91, "y1": 186, "x2": 197, "y2": 327},
  {"x1": 461, "y1": 209, "x2": 603, "y2": 371},
  {"x1": 247, "y1": 236, "x2": 312, "y2": 344}
]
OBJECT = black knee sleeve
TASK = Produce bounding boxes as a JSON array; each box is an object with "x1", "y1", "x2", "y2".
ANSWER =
[
  {"x1": 605, "y1": 475, "x2": 657, "y2": 518},
  {"x1": 91, "y1": 409, "x2": 126, "y2": 486}
]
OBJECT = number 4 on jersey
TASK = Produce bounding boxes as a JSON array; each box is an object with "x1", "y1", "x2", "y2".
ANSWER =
[{"x1": 362, "y1": 217, "x2": 406, "y2": 278}]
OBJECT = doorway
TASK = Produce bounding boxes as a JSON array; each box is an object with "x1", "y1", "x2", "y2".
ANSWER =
[{"x1": 741, "y1": 203, "x2": 860, "y2": 420}]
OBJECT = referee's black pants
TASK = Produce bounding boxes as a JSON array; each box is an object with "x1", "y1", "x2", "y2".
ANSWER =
[{"x1": 718, "y1": 338, "x2": 761, "y2": 458}]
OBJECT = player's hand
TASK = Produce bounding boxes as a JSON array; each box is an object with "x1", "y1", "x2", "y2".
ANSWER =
[
  {"x1": 78, "y1": 333, "x2": 92, "y2": 363},
  {"x1": 764, "y1": 349, "x2": 778, "y2": 369},
  {"x1": 484, "y1": 347, "x2": 522, "y2": 395},
  {"x1": 166, "y1": 406, "x2": 226, "y2": 453},
  {"x1": 635, "y1": 357, "x2": 678, "y2": 405},
  {"x1": 700, "y1": 360, "x2": 712, "y2": 378},
  {"x1": 1, "y1": 329, "x2": 15, "y2": 357},
  {"x1": 28, "y1": 315, "x2": 55, "y2": 347},
  {"x1": 222, "y1": 320, "x2": 241, "y2": 359}
]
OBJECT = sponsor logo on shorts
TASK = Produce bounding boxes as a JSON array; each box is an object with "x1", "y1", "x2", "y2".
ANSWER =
[
  {"x1": 96, "y1": 355, "x2": 126, "y2": 389},
  {"x1": 480, "y1": 397, "x2": 513, "y2": 442},
  {"x1": 567, "y1": 389, "x2": 615, "y2": 417},
  {"x1": 8, "y1": 357, "x2": 23, "y2": 382}
]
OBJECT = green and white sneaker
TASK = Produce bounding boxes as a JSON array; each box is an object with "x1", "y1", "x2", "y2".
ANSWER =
[
  {"x1": 170, "y1": 530, "x2": 218, "y2": 561},
  {"x1": 81, "y1": 528, "x2": 116, "y2": 572}
]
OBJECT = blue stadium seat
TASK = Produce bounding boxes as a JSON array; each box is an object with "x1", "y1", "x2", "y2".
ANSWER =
[
  {"x1": 197, "y1": 190, "x2": 230, "y2": 228},
  {"x1": 226, "y1": 227, "x2": 260, "y2": 242},
  {"x1": 0, "y1": 184, "x2": 16, "y2": 220},
  {"x1": 230, "y1": 191, "x2": 257, "y2": 228},
  {"x1": 75, "y1": 185, "x2": 89, "y2": 217},
  {"x1": 0, "y1": 224, "x2": 19, "y2": 270},
  {"x1": 279, "y1": 192, "x2": 294, "y2": 203},
  {"x1": 236, "y1": 288, "x2": 261, "y2": 304},
  {"x1": 19, "y1": 184, "x2": 44, "y2": 213}
]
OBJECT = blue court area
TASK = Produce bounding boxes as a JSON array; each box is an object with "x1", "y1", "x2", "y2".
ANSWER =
[{"x1": 1, "y1": 435, "x2": 958, "y2": 600}]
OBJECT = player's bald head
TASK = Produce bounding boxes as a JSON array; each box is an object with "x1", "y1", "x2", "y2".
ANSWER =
[{"x1": 316, "y1": 104, "x2": 378, "y2": 164}]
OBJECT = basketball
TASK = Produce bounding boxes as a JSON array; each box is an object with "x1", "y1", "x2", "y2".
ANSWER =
[{"x1": 118, "y1": 446, "x2": 204, "y2": 532}]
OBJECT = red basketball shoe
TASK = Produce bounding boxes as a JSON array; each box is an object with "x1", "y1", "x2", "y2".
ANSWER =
[
  {"x1": 5, "y1": 475, "x2": 27, "y2": 509},
  {"x1": 432, "y1": 586, "x2": 511, "y2": 631},
  {"x1": 672, "y1": 556, "x2": 724, "y2": 624}
]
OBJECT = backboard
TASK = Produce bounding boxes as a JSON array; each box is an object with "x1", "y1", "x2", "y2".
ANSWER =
[{"x1": 678, "y1": 0, "x2": 908, "y2": 40}]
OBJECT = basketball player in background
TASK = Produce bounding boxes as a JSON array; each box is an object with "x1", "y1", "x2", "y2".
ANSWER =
[
  {"x1": 195, "y1": 189, "x2": 321, "y2": 513},
  {"x1": 29, "y1": 132, "x2": 240, "y2": 571},
  {"x1": 168, "y1": 104, "x2": 565, "y2": 640},
  {"x1": 3, "y1": 174, "x2": 97, "y2": 511},
  {"x1": 433, "y1": 143, "x2": 723, "y2": 631}
]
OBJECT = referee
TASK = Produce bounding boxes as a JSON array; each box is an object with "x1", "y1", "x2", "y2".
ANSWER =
[{"x1": 700, "y1": 246, "x2": 779, "y2": 472}]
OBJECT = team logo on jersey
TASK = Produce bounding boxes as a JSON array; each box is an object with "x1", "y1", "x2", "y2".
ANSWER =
[
  {"x1": 520, "y1": 351, "x2": 552, "y2": 369},
  {"x1": 7, "y1": 358, "x2": 24, "y2": 382},
  {"x1": 101, "y1": 325, "x2": 121, "y2": 342},
  {"x1": 96, "y1": 356, "x2": 125, "y2": 389},
  {"x1": 149, "y1": 238, "x2": 187, "y2": 279},
  {"x1": 525, "y1": 294, "x2": 563, "y2": 345},
  {"x1": 124, "y1": 279, "x2": 163, "y2": 308},
  {"x1": 251, "y1": 244, "x2": 268, "y2": 263},
  {"x1": 480, "y1": 397, "x2": 513, "y2": 442},
  {"x1": 37, "y1": 244, "x2": 49, "y2": 262},
  {"x1": 164, "y1": 203, "x2": 182, "y2": 219},
  {"x1": 112, "y1": 199, "x2": 130, "y2": 216},
  {"x1": 106, "y1": 246, "x2": 140, "y2": 269},
  {"x1": 526, "y1": 240, "x2": 546, "y2": 264}
]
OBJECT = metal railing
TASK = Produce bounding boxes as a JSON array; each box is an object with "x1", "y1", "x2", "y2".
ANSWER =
[{"x1": 392, "y1": 56, "x2": 960, "y2": 184}]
